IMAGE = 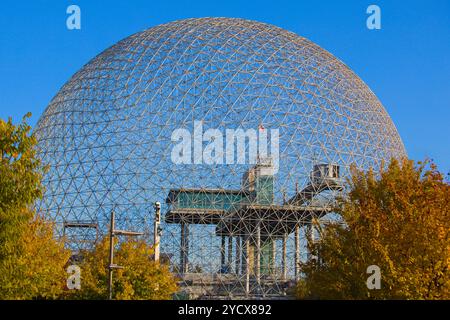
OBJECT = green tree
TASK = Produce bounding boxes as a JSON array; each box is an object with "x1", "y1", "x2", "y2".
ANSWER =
[
  {"x1": 297, "y1": 158, "x2": 449, "y2": 300},
  {"x1": 72, "y1": 236, "x2": 178, "y2": 300},
  {"x1": 0, "y1": 114, "x2": 70, "y2": 299}
]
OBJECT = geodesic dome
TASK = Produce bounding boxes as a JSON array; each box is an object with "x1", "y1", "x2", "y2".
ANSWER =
[{"x1": 35, "y1": 17, "x2": 406, "y2": 299}]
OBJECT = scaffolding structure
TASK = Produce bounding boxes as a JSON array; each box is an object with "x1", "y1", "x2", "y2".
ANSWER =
[
  {"x1": 166, "y1": 160, "x2": 344, "y2": 297},
  {"x1": 34, "y1": 17, "x2": 406, "y2": 299},
  {"x1": 63, "y1": 220, "x2": 98, "y2": 251}
]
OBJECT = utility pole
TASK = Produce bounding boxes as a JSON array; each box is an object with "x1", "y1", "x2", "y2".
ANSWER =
[
  {"x1": 153, "y1": 201, "x2": 162, "y2": 262},
  {"x1": 108, "y1": 210, "x2": 144, "y2": 300},
  {"x1": 108, "y1": 211, "x2": 115, "y2": 300}
]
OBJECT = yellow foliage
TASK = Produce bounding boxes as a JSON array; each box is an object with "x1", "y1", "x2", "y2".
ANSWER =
[
  {"x1": 0, "y1": 114, "x2": 70, "y2": 299},
  {"x1": 0, "y1": 211, "x2": 70, "y2": 299},
  {"x1": 70, "y1": 237, "x2": 178, "y2": 300},
  {"x1": 296, "y1": 158, "x2": 450, "y2": 300}
]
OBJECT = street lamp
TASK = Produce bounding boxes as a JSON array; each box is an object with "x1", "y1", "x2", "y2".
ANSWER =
[{"x1": 153, "y1": 201, "x2": 162, "y2": 262}]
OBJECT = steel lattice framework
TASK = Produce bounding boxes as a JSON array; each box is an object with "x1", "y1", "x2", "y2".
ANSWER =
[{"x1": 35, "y1": 17, "x2": 406, "y2": 299}]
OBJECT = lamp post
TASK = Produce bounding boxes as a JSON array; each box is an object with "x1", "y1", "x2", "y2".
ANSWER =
[
  {"x1": 108, "y1": 210, "x2": 144, "y2": 300},
  {"x1": 153, "y1": 202, "x2": 162, "y2": 262}
]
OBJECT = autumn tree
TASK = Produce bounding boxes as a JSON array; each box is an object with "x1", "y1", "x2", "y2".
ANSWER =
[
  {"x1": 0, "y1": 114, "x2": 70, "y2": 299},
  {"x1": 297, "y1": 158, "x2": 449, "y2": 300},
  {"x1": 71, "y1": 236, "x2": 178, "y2": 300}
]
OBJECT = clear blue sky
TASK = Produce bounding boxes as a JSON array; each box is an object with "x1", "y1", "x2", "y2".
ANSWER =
[{"x1": 0, "y1": 0, "x2": 449, "y2": 172}]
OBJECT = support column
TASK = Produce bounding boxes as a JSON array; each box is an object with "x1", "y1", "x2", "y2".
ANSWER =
[
  {"x1": 241, "y1": 236, "x2": 246, "y2": 275},
  {"x1": 271, "y1": 239, "x2": 276, "y2": 276},
  {"x1": 180, "y1": 223, "x2": 184, "y2": 274},
  {"x1": 306, "y1": 223, "x2": 316, "y2": 262},
  {"x1": 180, "y1": 222, "x2": 189, "y2": 274},
  {"x1": 255, "y1": 224, "x2": 261, "y2": 285},
  {"x1": 244, "y1": 236, "x2": 250, "y2": 296},
  {"x1": 220, "y1": 235, "x2": 226, "y2": 272},
  {"x1": 228, "y1": 236, "x2": 233, "y2": 273},
  {"x1": 281, "y1": 234, "x2": 287, "y2": 280},
  {"x1": 295, "y1": 224, "x2": 300, "y2": 280},
  {"x1": 235, "y1": 236, "x2": 241, "y2": 275}
]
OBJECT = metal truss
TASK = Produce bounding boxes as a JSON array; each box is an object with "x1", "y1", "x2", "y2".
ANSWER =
[{"x1": 34, "y1": 17, "x2": 406, "y2": 299}]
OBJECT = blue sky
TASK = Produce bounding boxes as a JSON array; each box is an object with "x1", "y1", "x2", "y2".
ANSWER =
[{"x1": 0, "y1": 0, "x2": 449, "y2": 172}]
